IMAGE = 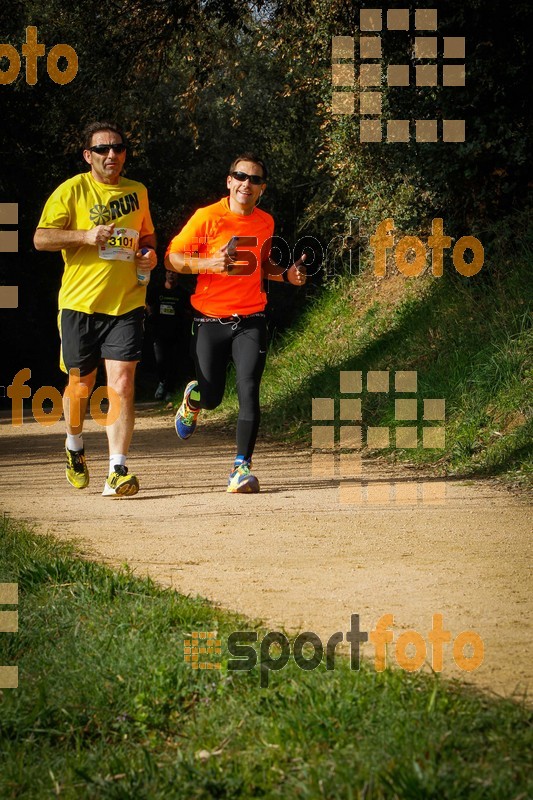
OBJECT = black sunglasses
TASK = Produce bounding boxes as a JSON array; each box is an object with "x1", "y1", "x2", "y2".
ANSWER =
[
  {"x1": 230, "y1": 170, "x2": 265, "y2": 186},
  {"x1": 89, "y1": 143, "x2": 127, "y2": 155}
]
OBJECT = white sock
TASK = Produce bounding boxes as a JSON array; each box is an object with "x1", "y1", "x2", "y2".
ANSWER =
[
  {"x1": 66, "y1": 434, "x2": 84, "y2": 451},
  {"x1": 109, "y1": 454, "x2": 127, "y2": 472}
]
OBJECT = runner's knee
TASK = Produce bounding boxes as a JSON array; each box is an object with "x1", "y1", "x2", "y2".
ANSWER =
[
  {"x1": 107, "y1": 367, "x2": 136, "y2": 398},
  {"x1": 198, "y1": 388, "x2": 225, "y2": 410}
]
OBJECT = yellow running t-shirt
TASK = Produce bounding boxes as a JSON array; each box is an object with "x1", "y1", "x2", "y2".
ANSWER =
[{"x1": 37, "y1": 172, "x2": 155, "y2": 316}]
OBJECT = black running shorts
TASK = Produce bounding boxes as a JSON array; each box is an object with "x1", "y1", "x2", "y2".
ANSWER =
[{"x1": 59, "y1": 307, "x2": 144, "y2": 376}]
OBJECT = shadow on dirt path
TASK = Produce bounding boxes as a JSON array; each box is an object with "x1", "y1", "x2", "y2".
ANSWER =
[{"x1": 0, "y1": 404, "x2": 531, "y2": 700}]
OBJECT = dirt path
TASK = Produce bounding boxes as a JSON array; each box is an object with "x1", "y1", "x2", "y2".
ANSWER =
[{"x1": 0, "y1": 405, "x2": 531, "y2": 700}]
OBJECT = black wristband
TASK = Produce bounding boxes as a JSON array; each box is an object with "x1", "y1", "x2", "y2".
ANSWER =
[{"x1": 282, "y1": 269, "x2": 290, "y2": 283}]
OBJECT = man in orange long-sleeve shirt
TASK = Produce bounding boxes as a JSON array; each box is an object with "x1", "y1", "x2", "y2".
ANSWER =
[{"x1": 165, "y1": 152, "x2": 306, "y2": 493}]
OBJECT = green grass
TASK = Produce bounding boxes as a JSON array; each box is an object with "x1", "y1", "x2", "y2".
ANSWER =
[
  {"x1": 212, "y1": 209, "x2": 532, "y2": 486},
  {"x1": 1, "y1": 515, "x2": 532, "y2": 799}
]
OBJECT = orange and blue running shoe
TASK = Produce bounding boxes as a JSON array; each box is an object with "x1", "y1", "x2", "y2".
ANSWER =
[
  {"x1": 175, "y1": 380, "x2": 200, "y2": 439},
  {"x1": 227, "y1": 458, "x2": 259, "y2": 493}
]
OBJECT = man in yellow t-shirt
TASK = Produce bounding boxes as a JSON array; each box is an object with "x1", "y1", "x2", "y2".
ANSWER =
[
  {"x1": 165, "y1": 152, "x2": 307, "y2": 493},
  {"x1": 34, "y1": 120, "x2": 157, "y2": 497}
]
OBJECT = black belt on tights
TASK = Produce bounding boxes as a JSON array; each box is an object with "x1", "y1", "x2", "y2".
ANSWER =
[{"x1": 193, "y1": 312, "x2": 266, "y2": 325}]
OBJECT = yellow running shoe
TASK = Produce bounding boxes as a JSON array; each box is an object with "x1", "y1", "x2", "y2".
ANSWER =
[
  {"x1": 65, "y1": 446, "x2": 89, "y2": 489},
  {"x1": 102, "y1": 465, "x2": 139, "y2": 497}
]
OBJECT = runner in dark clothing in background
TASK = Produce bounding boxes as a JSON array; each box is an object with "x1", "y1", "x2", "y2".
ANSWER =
[{"x1": 146, "y1": 269, "x2": 193, "y2": 402}]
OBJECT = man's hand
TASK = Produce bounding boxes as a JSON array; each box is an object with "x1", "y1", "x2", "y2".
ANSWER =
[
  {"x1": 286, "y1": 254, "x2": 307, "y2": 286},
  {"x1": 205, "y1": 245, "x2": 233, "y2": 274},
  {"x1": 84, "y1": 223, "x2": 115, "y2": 246},
  {"x1": 134, "y1": 246, "x2": 157, "y2": 271}
]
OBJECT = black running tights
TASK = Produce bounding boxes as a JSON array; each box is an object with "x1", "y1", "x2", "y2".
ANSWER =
[{"x1": 192, "y1": 316, "x2": 267, "y2": 460}]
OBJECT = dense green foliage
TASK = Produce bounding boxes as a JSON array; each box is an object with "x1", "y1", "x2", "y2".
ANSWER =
[
  {"x1": 1, "y1": 515, "x2": 532, "y2": 798},
  {"x1": 0, "y1": 0, "x2": 531, "y2": 390}
]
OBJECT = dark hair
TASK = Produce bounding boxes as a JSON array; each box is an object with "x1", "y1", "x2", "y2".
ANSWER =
[
  {"x1": 82, "y1": 121, "x2": 127, "y2": 151},
  {"x1": 229, "y1": 152, "x2": 268, "y2": 181}
]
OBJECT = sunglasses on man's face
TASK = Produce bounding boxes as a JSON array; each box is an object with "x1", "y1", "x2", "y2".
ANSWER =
[
  {"x1": 230, "y1": 171, "x2": 265, "y2": 186},
  {"x1": 89, "y1": 144, "x2": 127, "y2": 155}
]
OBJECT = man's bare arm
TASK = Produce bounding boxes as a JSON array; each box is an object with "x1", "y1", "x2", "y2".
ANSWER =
[
  {"x1": 34, "y1": 224, "x2": 116, "y2": 251},
  {"x1": 165, "y1": 248, "x2": 231, "y2": 275}
]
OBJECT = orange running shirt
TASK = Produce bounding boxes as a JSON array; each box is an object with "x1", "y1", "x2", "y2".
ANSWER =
[{"x1": 166, "y1": 197, "x2": 274, "y2": 317}]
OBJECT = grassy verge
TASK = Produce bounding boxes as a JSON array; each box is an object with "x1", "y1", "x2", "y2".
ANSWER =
[
  {"x1": 1, "y1": 515, "x2": 531, "y2": 799},
  {"x1": 212, "y1": 210, "x2": 532, "y2": 486}
]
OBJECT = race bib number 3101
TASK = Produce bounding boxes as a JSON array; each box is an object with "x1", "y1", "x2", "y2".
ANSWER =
[{"x1": 99, "y1": 227, "x2": 139, "y2": 262}]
